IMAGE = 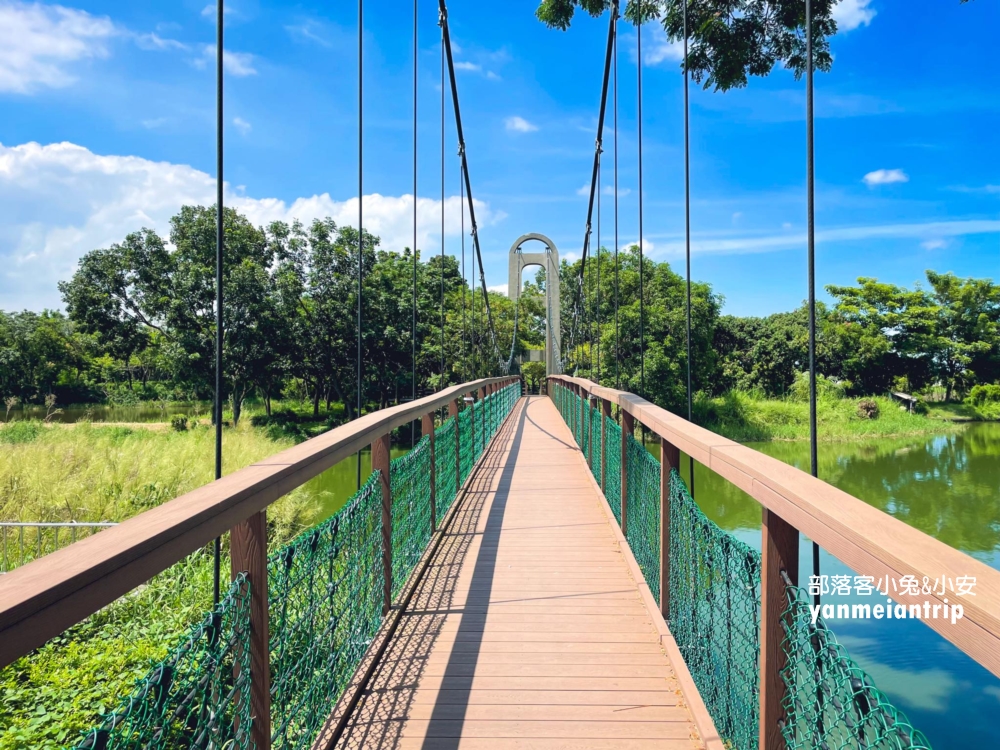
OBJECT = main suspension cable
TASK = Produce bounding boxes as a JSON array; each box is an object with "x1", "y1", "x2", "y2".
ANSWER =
[
  {"x1": 440, "y1": 9, "x2": 446, "y2": 386},
  {"x1": 572, "y1": 0, "x2": 618, "y2": 375},
  {"x1": 637, "y1": 11, "x2": 645, "y2": 404},
  {"x1": 438, "y1": 0, "x2": 506, "y2": 374}
]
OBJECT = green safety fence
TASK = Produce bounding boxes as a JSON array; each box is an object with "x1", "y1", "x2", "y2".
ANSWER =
[
  {"x1": 76, "y1": 383, "x2": 522, "y2": 750},
  {"x1": 434, "y1": 417, "x2": 458, "y2": 520},
  {"x1": 390, "y1": 435, "x2": 433, "y2": 601},
  {"x1": 625, "y1": 434, "x2": 662, "y2": 605},
  {"x1": 589, "y1": 403, "x2": 602, "y2": 489},
  {"x1": 603, "y1": 416, "x2": 622, "y2": 524},
  {"x1": 268, "y1": 472, "x2": 383, "y2": 750},
  {"x1": 458, "y1": 407, "x2": 474, "y2": 486},
  {"x1": 549, "y1": 385, "x2": 930, "y2": 750},
  {"x1": 667, "y1": 468, "x2": 760, "y2": 750},
  {"x1": 75, "y1": 573, "x2": 253, "y2": 750},
  {"x1": 780, "y1": 583, "x2": 931, "y2": 750}
]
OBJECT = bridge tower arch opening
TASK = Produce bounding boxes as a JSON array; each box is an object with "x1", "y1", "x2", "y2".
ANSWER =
[{"x1": 508, "y1": 233, "x2": 561, "y2": 375}]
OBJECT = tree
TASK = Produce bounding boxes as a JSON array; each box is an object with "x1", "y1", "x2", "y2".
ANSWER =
[
  {"x1": 923, "y1": 271, "x2": 1000, "y2": 400},
  {"x1": 535, "y1": 0, "x2": 835, "y2": 92}
]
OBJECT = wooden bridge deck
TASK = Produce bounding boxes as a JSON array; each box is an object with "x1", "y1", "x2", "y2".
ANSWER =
[{"x1": 337, "y1": 395, "x2": 707, "y2": 749}]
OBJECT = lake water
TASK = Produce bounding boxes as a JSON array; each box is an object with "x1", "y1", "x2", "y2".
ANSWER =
[
  {"x1": 667, "y1": 423, "x2": 1000, "y2": 749},
  {"x1": 9, "y1": 403, "x2": 205, "y2": 423}
]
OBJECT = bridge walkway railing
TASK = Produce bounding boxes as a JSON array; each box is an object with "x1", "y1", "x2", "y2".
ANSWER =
[
  {"x1": 548, "y1": 374, "x2": 1000, "y2": 750},
  {"x1": 0, "y1": 376, "x2": 521, "y2": 750}
]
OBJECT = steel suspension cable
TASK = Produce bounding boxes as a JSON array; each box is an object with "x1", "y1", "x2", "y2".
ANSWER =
[
  {"x1": 412, "y1": 0, "x2": 417, "y2": 442},
  {"x1": 614, "y1": 29, "x2": 620, "y2": 390},
  {"x1": 356, "y1": 0, "x2": 364, "y2": 491},
  {"x1": 438, "y1": 0, "x2": 506, "y2": 374},
  {"x1": 596, "y1": 157, "x2": 601, "y2": 384},
  {"x1": 461, "y1": 166, "x2": 467, "y2": 381},
  {"x1": 440, "y1": 11, "x2": 446, "y2": 386},
  {"x1": 572, "y1": 0, "x2": 618, "y2": 375},
  {"x1": 213, "y1": 0, "x2": 224, "y2": 605},
  {"x1": 806, "y1": 0, "x2": 821, "y2": 604},
  {"x1": 683, "y1": 0, "x2": 694, "y2": 495},
  {"x1": 637, "y1": 12, "x2": 645, "y2": 405}
]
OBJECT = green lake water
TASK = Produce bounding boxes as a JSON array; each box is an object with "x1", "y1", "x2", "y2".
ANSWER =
[{"x1": 666, "y1": 423, "x2": 1000, "y2": 749}]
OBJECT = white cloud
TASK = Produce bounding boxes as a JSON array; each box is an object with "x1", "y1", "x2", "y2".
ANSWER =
[
  {"x1": 833, "y1": 0, "x2": 876, "y2": 32},
  {"x1": 197, "y1": 45, "x2": 257, "y2": 76},
  {"x1": 505, "y1": 116, "x2": 538, "y2": 134},
  {"x1": 0, "y1": 141, "x2": 504, "y2": 310},
  {"x1": 644, "y1": 35, "x2": 683, "y2": 66},
  {"x1": 863, "y1": 168, "x2": 908, "y2": 187},
  {"x1": 134, "y1": 32, "x2": 187, "y2": 52},
  {"x1": 0, "y1": 1, "x2": 117, "y2": 93},
  {"x1": 454, "y1": 61, "x2": 481, "y2": 72},
  {"x1": 782, "y1": 222, "x2": 793, "y2": 230},
  {"x1": 921, "y1": 239, "x2": 947, "y2": 250},
  {"x1": 233, "y1": 116, "x2": 251, "y2": 135},
  {"x1": 285, "y1": 20, "x2": 330, "y2": 47},
  {"x1": 200, "y1": 3, "x2": 236, "y2": 21},
  {"x1": 487, "y1": 284, "x2": 508, "y2": 296},
  {"x1": 141, "y1": 117, "x2": 168, "y2": 129}
]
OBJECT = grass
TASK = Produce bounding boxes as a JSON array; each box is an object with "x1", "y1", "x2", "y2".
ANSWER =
[
  {"x1": 0, "y1": 419, "x2": 327, "y2": 749},
  {"x1": 926, "y1": 401, "x2": 1000, "y2": 422},
  {"x1": 694, "y1": 390, "x2": 963, "y2": 443}
]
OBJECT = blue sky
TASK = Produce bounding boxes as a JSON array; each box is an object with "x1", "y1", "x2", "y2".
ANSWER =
[{"x1": 1, "y1": 0, "x2": 997, "y2": 315}]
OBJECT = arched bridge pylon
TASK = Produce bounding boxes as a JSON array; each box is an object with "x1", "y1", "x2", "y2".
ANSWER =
[{"x1": 507, "y1": 233, "x2": 561, "y2": 375}]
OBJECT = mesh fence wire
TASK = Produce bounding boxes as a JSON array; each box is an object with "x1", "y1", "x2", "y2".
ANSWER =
[
  {"x1": 434, "y1": 417, "x2": 458, "y2": 520},
  {"x1": 603, "y1": 416, "x2": 622, "y2": 525},
  {"x1": 390, "y1": 436, "x2": 432, "y2": 601},
  {"x1": 458, "y1": 407, "x2": 474, "y2": 487},
  {"x1": 625, "y1": 434, "x2": 661, "y2": 605},
  {"x1": 589, "y1": 403, "x2": 602, "y2": 489},
  {"x1": 667, "y1": 468, "x2": 761, "y2": 750},
  {"x1": 74, "y1": 574, "x2": 253, "y2": 750},
  {"x1": 268, "y1": 472, "x2": 383, "y2": 750},
  {"x1": 780, "y1": 583, "x2": 932, "y2": 750}
]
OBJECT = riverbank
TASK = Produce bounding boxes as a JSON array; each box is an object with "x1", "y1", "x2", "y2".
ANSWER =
[{"x1": 694, "y1": 391, "x2": 966, "y2": 443}]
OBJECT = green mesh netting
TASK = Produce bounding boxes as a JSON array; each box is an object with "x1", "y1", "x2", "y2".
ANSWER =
[
  {"x1": 434, "y1": 417, "x2": 458, "y2": 520},
  {"x1": 74, "y1": 574, "x2": 253, "y2": 750},
  {"x1": 268, "y1": 472, "x2": 383, "y2": 750},
  {"x1": 589, "y1": 403, "x2": 602, "y2": 489},
  {"x1": 625, "y1": 434, "x2": 662, "y2": 605},
  {"x1": 472, "y1": 398, "x2": 484, "y2": 462},
  {"x1": 668, "y1": 468, "x2": 761, "y2": 750},
  {"x1": 780, "y1": 583, "x2": 932, "y2": 750},
  {"x1": 603, "y1": 416, "x2": 622, "y2": 525},
  {"x1": 458, "y1": 407, "x2": 474, "y2": 486},
  {"x1": 390, "y1": 436, "x2": 433, "y2": 600}
]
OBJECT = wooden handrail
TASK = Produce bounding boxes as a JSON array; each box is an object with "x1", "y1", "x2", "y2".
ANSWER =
[
  {"x1": 549, "y1": 375, "x2": 1000, "y2": 676},
  {"x1": 0, "y1": 377, "x2": 515, "y2": 670}
]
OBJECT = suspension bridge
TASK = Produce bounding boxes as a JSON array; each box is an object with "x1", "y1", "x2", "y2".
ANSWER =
[{"x1": 1, "y1": 1, "x2": 998, "y2": 749}]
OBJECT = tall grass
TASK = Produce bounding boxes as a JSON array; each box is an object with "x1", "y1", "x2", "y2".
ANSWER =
[
  {"x1": 694, "y1": 390, "x2": 962, "y2": 443},
  {"x1": 0, "y1": 420, "x2": 325, "y2": 748},
  {"x1": 0, "y1": 420, "x2": 318, "y2": 543}
]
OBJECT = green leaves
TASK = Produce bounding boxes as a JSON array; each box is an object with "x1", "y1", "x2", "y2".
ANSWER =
[{"x1": 535, "y1": 0, "x2": 837, "y2": 91}]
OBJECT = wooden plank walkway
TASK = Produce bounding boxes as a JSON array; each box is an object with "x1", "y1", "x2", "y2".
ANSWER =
[{"x1": 337, "y1": 395, "x2": 707, "y2": 749}]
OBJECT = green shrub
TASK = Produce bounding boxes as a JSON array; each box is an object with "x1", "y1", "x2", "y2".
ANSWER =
[
  {"x1": 856, "y1": 399, "x2": 880, "y2": 420},
  {"x1": 789, "y1": 372, "x2": 846, "y2": 402},
  {"x1": 170, "y1": 415, "x2": 188, "y2": 432},
  {"x1": 0, "y1": 421, "x2": 42, "y2": 444},
  {"x1": 967, "y1": 384, "x2": 1000, "y2": 406}
]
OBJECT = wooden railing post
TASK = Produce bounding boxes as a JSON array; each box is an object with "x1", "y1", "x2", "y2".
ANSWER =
[
  {"x1": 372, "y1": 432, "x2": 392, "y2": 615},
  {"x1": 600, "y1": 398, "x2": 611, "y2": 491},
  {"x1": 620, "y1": 409, "x2": 633, "y2": 535},
  {"x1": 450, "y1": 398, "x2": 460, "y2": 494},
  {"x1": 422, "y1": 412, "x2": 436, "y2": 532},
  {"x1": 659, "y1": 440, "x2": 680, "y2": 621},
  {"x1": 760, "y1": 509, "x2": 799, "y2": 750},
  {"x1": 230, "y1": 512, "x2": 271, "y2": 749}
]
